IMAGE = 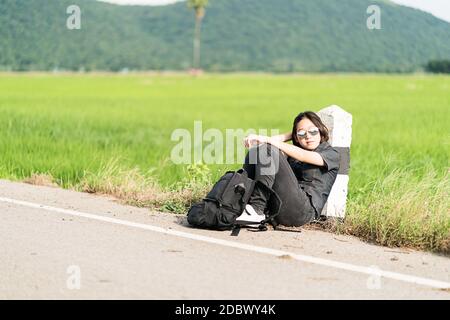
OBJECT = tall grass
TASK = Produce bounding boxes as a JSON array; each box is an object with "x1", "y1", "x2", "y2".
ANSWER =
[
  {"x1": 77, "y1": 158, "x2": 211, "y2": 213},
  {"x1": 0, "y1": 73, "x2": 448, "y2": 253},
  {"x1": 345, "y1": 167, "x2": 449, "y2": 253}
]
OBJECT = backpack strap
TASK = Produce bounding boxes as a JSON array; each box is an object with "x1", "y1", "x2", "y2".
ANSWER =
[
  {"x1": 230, "y1": 224, "x2": 268, "y2": 236},
  {"x1": 230, "y1": 225, "x2": 241, "y2": 236},
  {"x1": 229, "y1": 181, "x2": 282, "y2": 236}
]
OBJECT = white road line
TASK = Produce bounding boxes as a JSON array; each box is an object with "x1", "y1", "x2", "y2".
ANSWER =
[{"x1": 1, "y1": 196, "x2": 449, "y2": 290}]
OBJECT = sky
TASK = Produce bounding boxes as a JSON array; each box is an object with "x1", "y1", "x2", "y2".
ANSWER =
[{"x1": 97, "y1": 0, "x2": 450, "y2": 23}]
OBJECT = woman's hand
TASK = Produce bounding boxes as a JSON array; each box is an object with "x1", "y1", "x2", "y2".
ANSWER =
[{"x1": 243, "y1": 134, "x2": 270, "y2": 148}]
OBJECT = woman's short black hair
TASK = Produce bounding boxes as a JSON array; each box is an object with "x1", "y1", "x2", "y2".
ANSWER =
[{"x1": 291, "y1": 111, "x2": 329, "y2": 148}]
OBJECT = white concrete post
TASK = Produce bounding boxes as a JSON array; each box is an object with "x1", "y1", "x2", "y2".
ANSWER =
[{"x1": 317, "y1": 105, "x2": 352, "y2": 219}]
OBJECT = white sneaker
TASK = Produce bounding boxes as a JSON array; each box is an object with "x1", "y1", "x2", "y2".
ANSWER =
[{"x1": 235, "y1": 204, "x2": 265, "y2": 225}]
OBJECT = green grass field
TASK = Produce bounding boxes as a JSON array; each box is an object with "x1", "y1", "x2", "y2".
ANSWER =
[{"x1": 0, "y1": 73, "x2": 448, "y2": 253}]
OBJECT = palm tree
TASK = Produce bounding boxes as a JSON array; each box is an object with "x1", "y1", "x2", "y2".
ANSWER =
[{"x1": 188, "y1": 0, "x2": 209, "y2": 71}]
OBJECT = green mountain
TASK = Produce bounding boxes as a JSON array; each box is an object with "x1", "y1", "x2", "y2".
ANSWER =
[{"x1": 1, "y1": 0, "x2": 450, "y2": 72}]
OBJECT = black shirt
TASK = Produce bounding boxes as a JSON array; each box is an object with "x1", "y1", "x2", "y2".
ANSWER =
[{"x1": 288, "y1": 141, "x2": 340, "y2": 217}]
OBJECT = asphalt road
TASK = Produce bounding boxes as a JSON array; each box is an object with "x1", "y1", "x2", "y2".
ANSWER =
[{"x1": 0, "y1": 179, "x2": 449, "y2": 299}]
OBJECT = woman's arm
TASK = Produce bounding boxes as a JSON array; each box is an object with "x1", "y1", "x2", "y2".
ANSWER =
[
  {"x1": 268, "y1": 138, "x2": 325, "y2": 167},
  {"x1": 244, "y1": 132, "x2": 291, "y2": 148},
  {"x1": 270, "y1": 132, "x2": 292, "y2": 143},
  {"x1": 244, "y1": 132, "x2": 324, "y2": 166}
]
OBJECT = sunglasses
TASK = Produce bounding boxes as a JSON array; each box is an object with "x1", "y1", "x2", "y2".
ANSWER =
[{"x1": 296, "y1": 127, "x2": 320, "y2": 139}]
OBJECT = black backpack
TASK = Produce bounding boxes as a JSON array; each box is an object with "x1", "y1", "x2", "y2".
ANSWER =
[{"x1": 187, "y1": 169, "x2": 282, "y2": 236}]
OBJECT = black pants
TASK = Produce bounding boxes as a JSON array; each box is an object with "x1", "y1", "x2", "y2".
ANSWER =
[{"x1": 243, "y1": 143, "x2": 316, "y2": 227}]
